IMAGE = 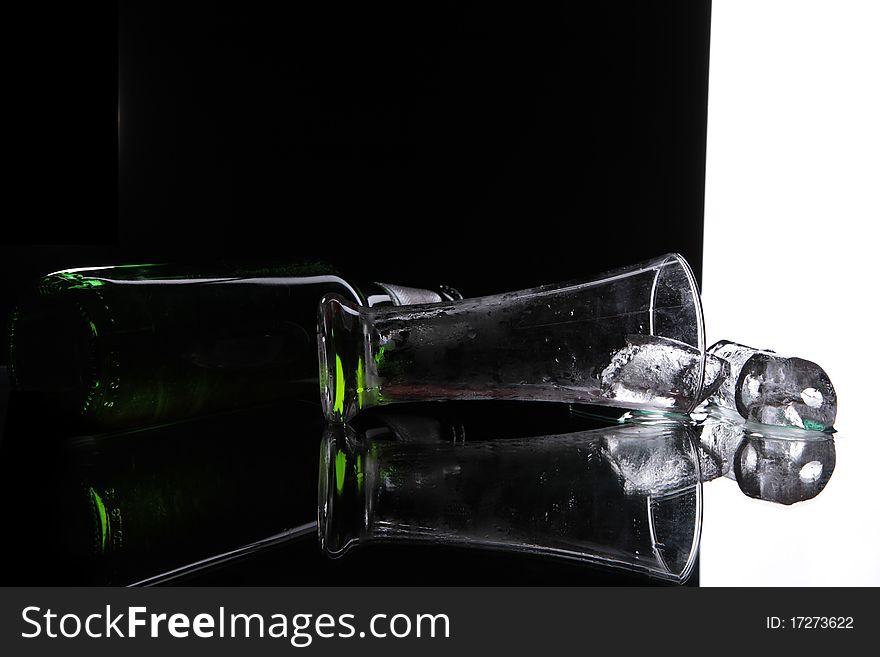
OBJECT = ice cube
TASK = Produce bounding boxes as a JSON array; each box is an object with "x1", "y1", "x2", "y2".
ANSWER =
[
  {"x1": 600, "y1": 335, "x2": 708, "y2": 410},
  {"x1": 737, "y1": 353, "x2": 837, "y2": 431},
  {"x1": 700, "y1": 352, "x2": 730, "y2": 402},
  {"x1": 706, "y1": 340, "x2": 767, "y2": 409}
]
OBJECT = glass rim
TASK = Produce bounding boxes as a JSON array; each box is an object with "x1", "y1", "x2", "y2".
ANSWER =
[{"x1": 654, "y1": 253, "x2": 706, "y2": 415}]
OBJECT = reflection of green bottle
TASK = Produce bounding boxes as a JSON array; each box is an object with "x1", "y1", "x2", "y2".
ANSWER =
[
  {"x1": 15, "y1": 403, "x2": 324, "y2": 585},
  {"x1": 7, "y1": 261, "x2": 459, "y2": 430}
]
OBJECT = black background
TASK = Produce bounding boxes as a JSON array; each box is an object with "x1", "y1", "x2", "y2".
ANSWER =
[
  {"x1": 0, "y1": 1, "x2": 711, "y2": 586},
  {"x1": 1, "y1": 1, "x2": 709, "y2": 319}
]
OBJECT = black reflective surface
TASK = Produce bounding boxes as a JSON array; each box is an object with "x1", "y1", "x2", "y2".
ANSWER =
[
  {"x1": 1, "y1": 349, "x2": 848, "y2": 589},
  {"x1": 0, "y1": 371, "x2": 698, "y2": 586}
]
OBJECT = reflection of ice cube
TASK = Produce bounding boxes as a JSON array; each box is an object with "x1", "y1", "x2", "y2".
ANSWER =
[
  {"x1": 688, "y1": 402, "x2": 837, "y2": 504},
  {"x1": 603, "y1": 432, "x2": 699, "y2": 494},
  {"x1": 693, "y1": 404, "x2": 747, "y2": 481},
  {"x1": 600, "y1": 335, "x2": 705, "y2": 409},
  {"x1": 737, "y1": 354, "x2": 836, "y2": 431},
  {"x1": 735, "y1": 434, "x2": 836, "y2": 505}
]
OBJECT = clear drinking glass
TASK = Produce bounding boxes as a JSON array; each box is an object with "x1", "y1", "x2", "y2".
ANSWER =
[
  {"x1": 319, "y1": 418, "x2": 703, "y2": 583},
  {"x1": 319, "y1": 253, "x2": 705, "y2": 423}
]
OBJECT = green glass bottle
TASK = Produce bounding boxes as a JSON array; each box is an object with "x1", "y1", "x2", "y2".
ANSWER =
[{"x1": 7, "y1": 261, "x2": 459, "y2": 431}]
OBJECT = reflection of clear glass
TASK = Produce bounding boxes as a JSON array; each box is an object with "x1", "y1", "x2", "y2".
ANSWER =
[
  {"x1": 319, "y1": 419, "x2": 702, "y2": 583},
  {"x1": 319, "y1": 253, "x2": 705, "y2": 423},
  {"x1": 693, "y1": 404, "x2": 836, "y2": 504}
]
